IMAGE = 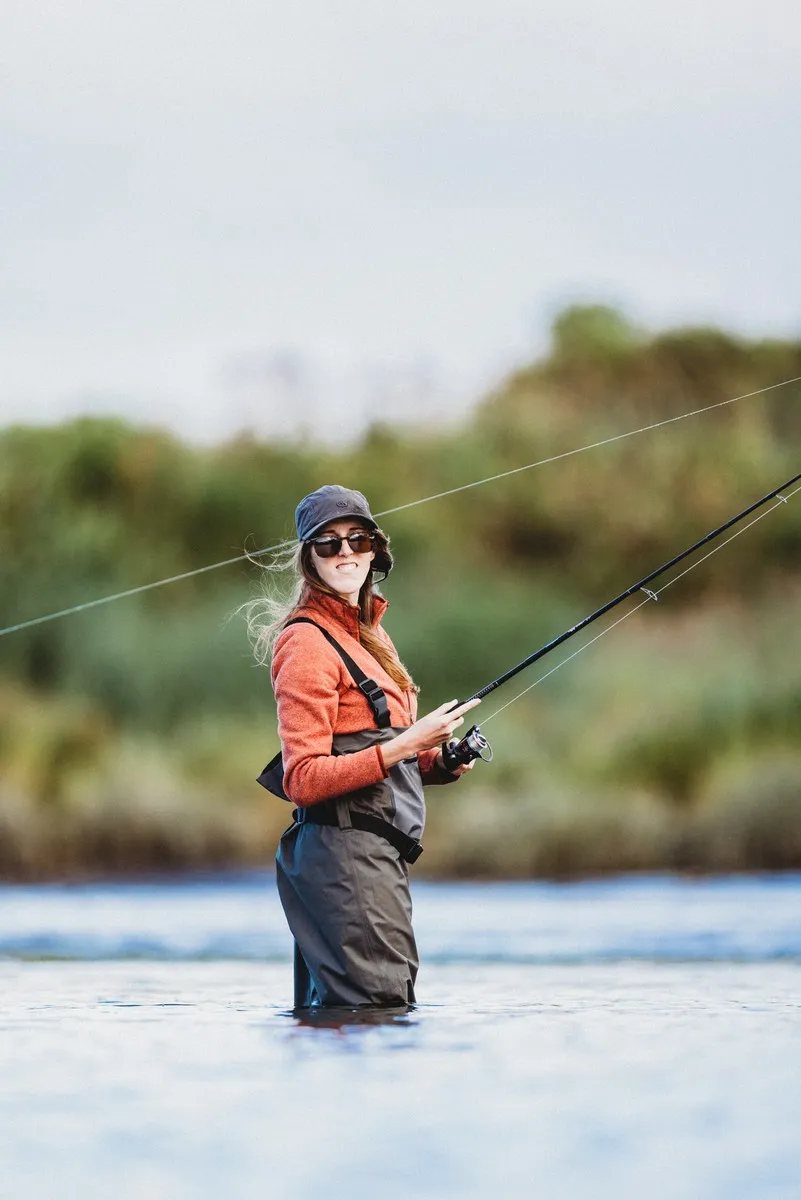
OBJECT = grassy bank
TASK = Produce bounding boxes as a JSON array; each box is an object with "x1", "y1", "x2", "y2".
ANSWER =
[{"x1": 2, "y1": 596, "x2": 799, "y2": 881}]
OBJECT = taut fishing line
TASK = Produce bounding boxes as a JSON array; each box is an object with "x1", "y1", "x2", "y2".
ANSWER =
[
  {"x1": 1, "y1": 373, "x2": 799, "y2": 638},
  {"x1": 479, "y1": 481, "x2": 801, "y2": 728}
]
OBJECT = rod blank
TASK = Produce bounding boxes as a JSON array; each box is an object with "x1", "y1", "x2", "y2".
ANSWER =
[{"x1": 467, "y1": 470, "x2": 801, "y2": 703}]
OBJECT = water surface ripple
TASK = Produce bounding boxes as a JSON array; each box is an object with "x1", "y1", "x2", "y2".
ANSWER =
[{"x1": 2, "y1": 872, "x2": 800, "y2": 963}]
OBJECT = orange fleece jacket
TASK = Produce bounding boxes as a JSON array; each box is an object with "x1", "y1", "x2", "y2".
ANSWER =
[{"x1": 271, "y1": 590, "x2": 457, "y2": 807}]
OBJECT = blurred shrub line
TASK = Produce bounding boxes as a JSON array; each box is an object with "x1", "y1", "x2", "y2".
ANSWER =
[{"x1": 1, "y1": 306, "x2": 799, "y2": 879}]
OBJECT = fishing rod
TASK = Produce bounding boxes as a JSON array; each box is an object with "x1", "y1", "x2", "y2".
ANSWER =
[{"x1": 441, "y1": 470, "x2": 801, "y2": 771}]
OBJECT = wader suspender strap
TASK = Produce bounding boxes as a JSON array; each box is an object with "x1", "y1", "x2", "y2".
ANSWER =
[{"x1": 283, "y1": 618, "x2": 392, "y2": 729}]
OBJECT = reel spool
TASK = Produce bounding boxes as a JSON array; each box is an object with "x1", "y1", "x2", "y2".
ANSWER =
[{"x1": 441, "y1": 724, "x2": 493, "y2": 773}]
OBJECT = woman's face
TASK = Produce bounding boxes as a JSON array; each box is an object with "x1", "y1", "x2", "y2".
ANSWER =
[{"x1": 309, "y1": 519, "x2": 376, "y2": 604}]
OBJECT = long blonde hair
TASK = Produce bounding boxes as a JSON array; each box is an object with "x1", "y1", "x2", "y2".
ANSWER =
[{"x1": 239, "y1": 529, "x2": 417, "y2": 693}]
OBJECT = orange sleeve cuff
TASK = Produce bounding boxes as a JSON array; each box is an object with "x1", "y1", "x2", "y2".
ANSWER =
[{"x1": 375, "y1": 744, "x2": 389, "y2": 778}]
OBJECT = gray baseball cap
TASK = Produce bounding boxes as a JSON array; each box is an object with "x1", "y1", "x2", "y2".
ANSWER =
[{"x1": 295, "y1": 484, "x2": 378, "y2": 542}]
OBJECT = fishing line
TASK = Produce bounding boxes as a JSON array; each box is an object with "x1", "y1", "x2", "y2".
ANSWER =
[
  {"x1": 0, "y1": 547, "x2": 296, "y2": 637},
  {"x1": 1, "y1": 373, "x2": 799, "y2": 638},
  {"x1": 480, "y1": 482, "x2": 801, "y2": 726},
  {"x1": 377, "y1": 375, "x2": 801, "y2": 518}
]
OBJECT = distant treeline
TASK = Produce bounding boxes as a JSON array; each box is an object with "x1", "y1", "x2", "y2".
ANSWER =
[{"x1": 1, "y1": 306, "x2": 800, "y2": 880}]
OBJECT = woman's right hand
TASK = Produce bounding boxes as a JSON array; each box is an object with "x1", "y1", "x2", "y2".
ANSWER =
[{"x1": 382, "y1": 698, "x2": 481, "y2": 767}]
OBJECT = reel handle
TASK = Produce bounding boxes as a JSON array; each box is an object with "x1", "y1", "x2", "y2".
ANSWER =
[{"x1": 441, "y1": 724, "x2": 493, "y2": 773}]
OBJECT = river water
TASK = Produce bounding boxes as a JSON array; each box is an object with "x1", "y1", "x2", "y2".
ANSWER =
[{"x1": 2, "y1": 873, "x2": 800, "y2": 1200}]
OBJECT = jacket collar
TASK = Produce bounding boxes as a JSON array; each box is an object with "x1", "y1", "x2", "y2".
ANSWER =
[{"x1": 295, "y1": 587, "x2": 388, "y2": 639}]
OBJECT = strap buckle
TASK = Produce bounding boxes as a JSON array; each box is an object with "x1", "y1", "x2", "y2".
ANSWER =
[{"x1": 359, "y1": 679, "x2": 391, "y2": 727}]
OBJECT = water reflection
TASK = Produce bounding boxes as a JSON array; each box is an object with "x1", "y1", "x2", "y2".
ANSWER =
[{"x1": 289, "y1": 1004, "x2": 416, "y2": 1029}]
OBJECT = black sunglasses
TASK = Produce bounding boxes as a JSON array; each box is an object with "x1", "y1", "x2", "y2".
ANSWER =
[{"x1": 308, "y1": 531, "x2": 376, "y2": 558}]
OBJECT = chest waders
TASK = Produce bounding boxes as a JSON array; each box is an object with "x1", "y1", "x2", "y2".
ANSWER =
[{"x1": 259, "y1": 619, "x2": 426, "y2": 1008}]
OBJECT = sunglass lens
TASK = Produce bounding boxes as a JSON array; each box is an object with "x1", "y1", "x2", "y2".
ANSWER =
[
  {"x1": 348, "y1": 533, "x2": 374, "y2": 552},
  {"x1": 312, "y1": 537, "x2": 340, "y2": 557}
]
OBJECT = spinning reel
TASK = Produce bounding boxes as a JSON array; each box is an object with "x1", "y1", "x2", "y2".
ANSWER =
[{"x1": 441, "y1": 724, "x2": 494, "y2": 773}]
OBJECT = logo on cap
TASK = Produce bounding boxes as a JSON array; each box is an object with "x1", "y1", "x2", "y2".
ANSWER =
[{"x1": 336, "y1": 501, "x2": 348, "y2": 509}]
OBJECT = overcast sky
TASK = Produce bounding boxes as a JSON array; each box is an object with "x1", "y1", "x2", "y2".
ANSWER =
[{"x1": 2, "y1": 0, "x2": 800, "y2": 443}]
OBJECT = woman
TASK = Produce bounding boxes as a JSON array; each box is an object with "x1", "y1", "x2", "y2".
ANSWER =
[{"x1": 247, "y1": 484, "x2": 479, "y2": 1009}]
